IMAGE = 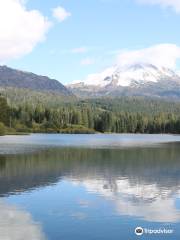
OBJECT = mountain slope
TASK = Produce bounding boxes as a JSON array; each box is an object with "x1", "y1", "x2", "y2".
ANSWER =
[
  {"x1": 0, "y1": 65, "x2": 73, "y2": 97},
  {"x1": 68, "y1": 64, "x2": 180, "y2": 99}
]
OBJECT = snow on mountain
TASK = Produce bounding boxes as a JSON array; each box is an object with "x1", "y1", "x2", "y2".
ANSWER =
[
  {"x1": 70, "y1": 63, "x2": 179, "y2": 88},
  {"x1": 112, "y1": 64, "x2": 178, "y2": 87},
  {"x1": 68, "y1": 63, "x2": 180, "y2": 99},
  {"x1": 71, "y1": 66, "x2": 116, "y2": 87}
]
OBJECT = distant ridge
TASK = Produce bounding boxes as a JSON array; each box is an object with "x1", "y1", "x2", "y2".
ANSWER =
[{"x1": 0, "y1": 65, "x2": 74, "y2": 97}]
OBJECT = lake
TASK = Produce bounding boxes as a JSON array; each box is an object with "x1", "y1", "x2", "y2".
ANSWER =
[{"x1": 0, "y1": 134, "x2": 180, "y2": 240}]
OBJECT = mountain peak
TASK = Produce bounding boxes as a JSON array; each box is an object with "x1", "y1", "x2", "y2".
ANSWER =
[
  {"x1": 68, "y1": 63, "x2": 180, "y2": 99},
  {"x1": 70, "y1": 63, "x2": 179, "y2": 88}
]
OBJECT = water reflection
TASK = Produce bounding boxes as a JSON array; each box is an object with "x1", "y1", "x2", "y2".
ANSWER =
[
  {"x1": 0, "y1": 200, "x2": 45, "y2": 240},
  {"x1": 0, "y1": 144, "x2": 180, "y2": 224},
  {"x1": 78, "y1": 179, "x2": 180, "y2": 222}
]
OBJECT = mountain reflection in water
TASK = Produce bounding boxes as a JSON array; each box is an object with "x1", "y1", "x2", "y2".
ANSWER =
[{"x1": 0, "y1": 143, "x2": 180, "y2": 223}]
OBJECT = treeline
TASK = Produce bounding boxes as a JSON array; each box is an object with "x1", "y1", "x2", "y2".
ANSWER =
[{"x1": 1, "y1": 96, "x2": 180, "y2": 134}]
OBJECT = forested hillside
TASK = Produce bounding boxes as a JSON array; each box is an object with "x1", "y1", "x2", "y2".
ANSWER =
[
  {"x1": 0, "y1": 66, "x2": 75, "y2": 100},
  {"x1": 1, "y1": 96, "x2": 180, "y2": 134},
  {"x1": 0, "y1": 87, "x2": 76, "y2": 107}
]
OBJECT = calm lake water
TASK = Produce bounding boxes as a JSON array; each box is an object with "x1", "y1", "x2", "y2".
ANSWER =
[{"x1": 0, "y1": 134, "x2": 180, "y2": 240}]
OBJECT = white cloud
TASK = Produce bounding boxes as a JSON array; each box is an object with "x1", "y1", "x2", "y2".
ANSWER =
[
  {"x1": 137, "y1": 0, "x2": 180, "y2": 13},
  {"x1": 72, "y1": 47, "x2": 88, "y2": 54},
  {"x1": 0, "y1": 0, "x2": 51, "y2": 62},
  {"x1": 81, "y1": 58, "x2": 95, "y2": 65},
  {"x1": 117, "y1": 44, "x2": 180, "y2": 69},
  {"x1": 53, "y1": 6, "x2": 71, "y2": 22}
]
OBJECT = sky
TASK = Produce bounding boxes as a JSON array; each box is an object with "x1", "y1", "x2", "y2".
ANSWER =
[{"x1": 0, "y1": 0, "x2": 180, "y2": 84}]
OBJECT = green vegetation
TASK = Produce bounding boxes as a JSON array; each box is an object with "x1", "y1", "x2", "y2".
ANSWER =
[
  {"x1": 0, "y1": 122, "x2": 5, "y2": 135},
  {"x1": 59, "y1": 125, "x2": 95, "y2": 134},
  {"x1": 1, "y1": 95, "x2": 180, "y2": 134},
  {"x1": 1, "y1": 87, "x2": 75, "y2": 107}
]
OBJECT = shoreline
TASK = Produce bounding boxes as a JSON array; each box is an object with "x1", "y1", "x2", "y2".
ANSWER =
[{"x1": 1, "y1": 132, "x2": 180, "y2": 136}]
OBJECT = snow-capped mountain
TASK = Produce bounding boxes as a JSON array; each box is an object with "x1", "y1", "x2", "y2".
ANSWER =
[{"x1": 68, "y1": 63, "x2": 180, "y2": 99}]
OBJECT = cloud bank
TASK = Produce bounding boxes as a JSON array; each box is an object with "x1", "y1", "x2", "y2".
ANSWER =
[
  {"x1": 0, "y1": 0, "x2": 51, "y2": 62},
  {"x1": 80, "y1": 44, "x2": 180, "y2": 83},
  {"x1": 117, "y1": 44, "x2": 180, "y2": 69}
]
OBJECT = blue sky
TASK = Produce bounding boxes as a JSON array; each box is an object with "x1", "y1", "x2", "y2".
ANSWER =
[{"x1": 1, "y1": 0, "x2": 180, "y2": 84}]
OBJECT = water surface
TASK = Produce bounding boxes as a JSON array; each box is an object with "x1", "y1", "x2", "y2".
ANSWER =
[{"x1": 0, "y1": 134, "x2": 180, "y2": 239}]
